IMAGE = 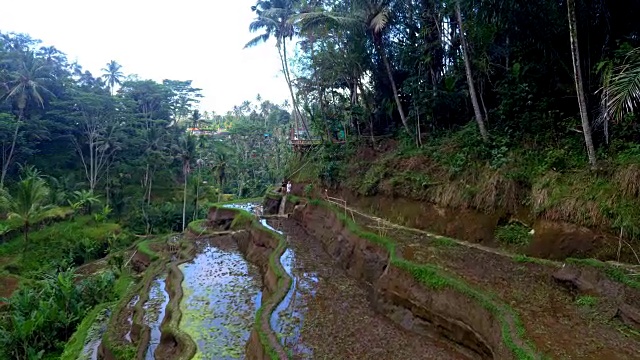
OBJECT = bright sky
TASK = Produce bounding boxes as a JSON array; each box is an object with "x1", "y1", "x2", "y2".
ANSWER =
[{"x1": 0, "y1": 0, "x2": 291, "y2": 114}]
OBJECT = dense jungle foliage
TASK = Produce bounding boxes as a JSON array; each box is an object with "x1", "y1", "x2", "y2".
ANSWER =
[
  {"x1": 2, "y1": 0, "x2": 640, "y2": 358},
  {"x1": 246, "y1": 0, "x2": 640, "y2": 242},
  {"x1": 0, "y1": 31, "x2": 292, "y2": 358}
]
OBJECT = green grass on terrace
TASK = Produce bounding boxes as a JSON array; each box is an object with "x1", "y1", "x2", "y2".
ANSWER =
[{"x1": 318, "y1": 200, "x2": 539, "y2": 360}]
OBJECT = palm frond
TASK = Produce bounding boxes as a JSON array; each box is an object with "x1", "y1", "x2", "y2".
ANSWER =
[
  {"x1": 369, "y1": 7, "x2": 390, "y2": 34},
  {"x1": 244, "y1": 33, "x2": 271, "y2": 49},
  {"x1": 296, "y1": 12, "x2": 360, "y2": 33},
  {"x1": 249, "y1": 18, "x2": 271, "y2": 33},
  {"x1": 599, "y1": 49, "x2": 640, "y2": 124}
]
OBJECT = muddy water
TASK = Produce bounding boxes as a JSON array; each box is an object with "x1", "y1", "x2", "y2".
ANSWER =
[
  {"x1": 144, "y1": 278, "x2": 169, "y2": 360},
  {"x1": 208, "y1": 201, "x2": 461, "y2": 358},
  {"x1": 267, "y1": 218, "x2": 465, "y2": 359},
  {"x1": 79, "y1": 307, "x2": 111, "y2": 360},
  {"x1": 258, "y1": 219, "x2": 314, "y2": 356},
  {"x1": 179, "y1": 238, "x2": 262, "y2": 359}
]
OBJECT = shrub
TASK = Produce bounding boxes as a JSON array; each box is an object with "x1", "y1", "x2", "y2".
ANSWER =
[
  {"x1": 303, "y1": 183, "x2": 314, "y2": 196},
  {"x1": 0, "y1": 270, "x2": 118, "y2": 359},
  {"x1": 495, "y1": 223, "x2": 532, "y2": 246}
]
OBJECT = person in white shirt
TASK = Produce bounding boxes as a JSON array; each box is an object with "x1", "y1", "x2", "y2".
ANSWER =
[{"x1": 286, "y1": 181, "x2": 292, "y2": 194}]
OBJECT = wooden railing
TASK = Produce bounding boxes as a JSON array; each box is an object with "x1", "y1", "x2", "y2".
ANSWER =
[
  {"x1": 323, "y1": 191, "x2": 355, "y2": 222},
  {"x1": 323, "y1": 192, "x2": 394, "y2": 237}
]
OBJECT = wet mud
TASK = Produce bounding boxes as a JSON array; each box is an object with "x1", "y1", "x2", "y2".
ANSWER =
[{"x1": 266, "y1": 217, "x2": 465, "y2": 359}]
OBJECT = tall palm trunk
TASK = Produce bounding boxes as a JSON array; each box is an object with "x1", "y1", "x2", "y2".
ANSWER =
[
  {"x1": 456, "y1": 1, "x2": 489, "y2": 141},
  {"x1": 280, "y1": 39, "x2": 311, "y2": 139},
  {"x1": 567, "y1": 0, "x2": 597, "y2": 166},
  {"x1": 193, "y1": 167, "x2": 200, "y2": 221},
  {"x1": 375, "y1": 41, "x2": 410, "y2": 135},
  {"x1": 182, "y1": 170, "x2": 188, "y2": 232},
  {"x1": 1, "y1": 111, "x2": 23, "y2": 188}
]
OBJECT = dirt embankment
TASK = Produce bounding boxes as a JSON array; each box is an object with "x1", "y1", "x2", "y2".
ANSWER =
[
  {"x1": 304, "y1": 185, "x2": 630, "y2": 263},
  {"x1": 153, "y1": 261, "x2": 197, "y2": 360},
  {"x1": 292, "y1": 198, "x2": 640, "y2": 359},
  {"x1": 292, "y1": 204, "x2": 515, "y2": 359},
  {"x1": 99, "y1": 238, "x2": 195, "y2": 360},
  {"x1": 262, "y1": 194, "x2": 282, "y2": 215},
  {"x1": 232, "y1": 225, "x2": 292, "y2": 360}
]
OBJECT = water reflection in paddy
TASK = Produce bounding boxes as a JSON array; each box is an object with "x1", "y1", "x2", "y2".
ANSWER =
[{"x1": 179, "y1": 239, "x2": 262, "y2": 359}]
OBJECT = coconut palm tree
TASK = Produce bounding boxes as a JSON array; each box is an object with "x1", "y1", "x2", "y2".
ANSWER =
[
  {"x1": 297, "y1": 0, "x2": 411, "y2": 135},
  {"x1": 178, "y1": 134, "x2": 197, "y2": 231},
  {"x1": 4, "y1": 168, "x2": 54, "y2": 246},
  {"x1": 245, "y1": 0, "x2": 312, "y2": 139},
  {"x1": 0, "y1": 52, "x2": 53, "y2": 188},
  {"x1": 101, "y1": 60, "x2": 124, "y2": 96}
]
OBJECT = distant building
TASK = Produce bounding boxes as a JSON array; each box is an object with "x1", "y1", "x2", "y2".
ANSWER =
[
  {"x1": 186, "y1": 127, "x2": 231, "y2": 138},
  {"x1": 186, "y1": 127, "x2": 215, "y2": 136}
]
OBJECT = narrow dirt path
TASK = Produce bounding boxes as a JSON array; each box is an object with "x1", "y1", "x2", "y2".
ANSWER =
[
  {"x1": 268, "y1": 218, "x2": 467, "y2": 360},
  {"x1": 333, "y1": 199, "x2": 640, "y2": 273}
]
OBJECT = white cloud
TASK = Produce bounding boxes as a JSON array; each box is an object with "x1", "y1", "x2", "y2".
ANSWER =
[{"x1": 0, "y1": 0, "x2": 292, "y2": 114}]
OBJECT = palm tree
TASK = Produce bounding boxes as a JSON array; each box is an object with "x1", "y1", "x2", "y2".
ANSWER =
[
  {"x1": 70, "y1": 189, "x2": 100, "y2": 215},
  {"x1": 101, "y1": 60, "x2": 124, "y2": 96},
  {"x1": 191, "y1": 109, "x2": 201, "y2": 128},
  {"x1": 0, "y1": 52, "x2": 53, "y2": 188},
  {"x1": 192, "y1": 158, "x2": 205, "y2": 221},
  {"x1": 214, "y1": 158, "x2": 227, "y2": 203},
  {"x1": 599, "y1": 47, "x2": 640, "y2": 133},
  {"x1": 5, "y1": 169, "x2": 54, "y2": 245},
  {"x1": 567, "y1": 0, "x2": 597, "y2": 166},
  {"x1": 298, "y1": 0, "x2": 411, "y2": 135},
  {"x1": 178, "y1": 134, "x2": 197, "y2": 231},
  {"x1": 245, "y1": 0, "x2": 312, "y2": 139}
]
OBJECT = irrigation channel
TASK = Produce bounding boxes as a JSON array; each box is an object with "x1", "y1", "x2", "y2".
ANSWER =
[
  {"x1": 190, "y1": 202, "x2": 464, "y2": 359},
  {"x1": 144, "y1": 278, "x2": 170, "y2": 359},
  {"x1": 79, "y1": 307, "x2": 111, "y2": 360}
]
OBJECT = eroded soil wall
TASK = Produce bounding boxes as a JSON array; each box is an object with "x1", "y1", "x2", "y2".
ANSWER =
[
  {"x1": 307, "y1": 186, "x2": 631, "y2": 262},
  {"x1": 232, "y1": 225, "x2": 291, "y2": 360},
  {"x1": 293, "y1": 204, "x2": 510, "y2": 359}
]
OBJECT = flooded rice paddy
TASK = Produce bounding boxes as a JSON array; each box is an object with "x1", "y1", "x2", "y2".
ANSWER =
[
  {"x1": 172, "y1": 201, "x2": 462, "y2": 359},
  {"x1": 179, "y1": 237, "x2": 262, "y2": 359}
]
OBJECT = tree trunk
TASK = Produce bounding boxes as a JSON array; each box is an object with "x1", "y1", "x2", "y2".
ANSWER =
[
  {"x1": 567, "y1": 0, "x2": 597, "y2": 167},
  {"x1": 456, "y1": 1, "x2": 489, "y2": 141},
  {"x1": 1, "y1": 112, "x2": 22, "y2": 188},
  {"x1": 375, "y1": 41, "x2": 410, "y2": 135},
  {"x1": 23, "y1": 221, "x2": 29, "y2": 249},
  {"x1": 147, "y1": 168, "x2": 153, "y2": 206},
  {"x1": 193, "y1": 167, "x2": 200, "y2": 221},
  {"x1": 281, "y1": 39, "x2": 312, "y2": 140},
  {"x1": 182, "y1": 171, "x2": 188, "y2": 232}
]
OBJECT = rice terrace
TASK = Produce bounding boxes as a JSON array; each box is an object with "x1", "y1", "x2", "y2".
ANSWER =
[{"x1": 1, "y1": 0, "x2": 640, "y2": 359}]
